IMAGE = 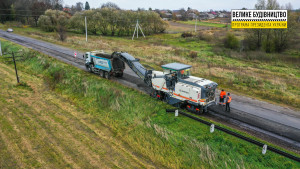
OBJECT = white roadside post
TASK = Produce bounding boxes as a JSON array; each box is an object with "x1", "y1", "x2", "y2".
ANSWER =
[
  {"x1": 262, "y1": 144, "x2": 268, "y2": 155},
  {"x1": 210, "y1": 124, "x2": 215, "y2": 133},
  {"x1": 175, "y1": 110, "x2": 178, "y2": 117},
  {"x1": 85, "y1": 16, "x2": 88, "y2": 42}
]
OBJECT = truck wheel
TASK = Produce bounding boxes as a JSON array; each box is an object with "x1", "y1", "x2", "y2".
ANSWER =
[
  {"x1": 104, "y1": 71, "x2": 110, "y2": 79},
  {"x1": 86, "y1": 65, "x2": 92, "y2": 73},
  {"x1": 99, "y1": 70, "x2": 104, "y2": 77},
  {"x1": 164, "y1": 94, "x2": 170, "y2": 103},
  {"x1": 202, "y1": 107, "x2": 208, "y2": 113}
]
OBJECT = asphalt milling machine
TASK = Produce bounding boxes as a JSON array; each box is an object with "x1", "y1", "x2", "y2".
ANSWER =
[{"x1": 84, "y1": 50, "x2": 218, "y2": 113}]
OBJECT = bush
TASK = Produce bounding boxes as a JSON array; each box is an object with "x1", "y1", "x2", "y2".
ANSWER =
[
  {"x1": 197, "y1": 32, "x2": 213, "y2": 42},
  {"x1": 181, "y1": 32, "x2": 193, "y2": 38},
  {"x1": 189, "y1": 51, "x2": 198, "y2": 58},
  {"x1": 224, "y1": 33, "x2": 240, "y2": 50},
  {"x1": 174, "y1": 48, "x2": 184, "y2": 56}
]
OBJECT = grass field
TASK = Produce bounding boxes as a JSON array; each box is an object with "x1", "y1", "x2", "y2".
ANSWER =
[
  {"x1": 178, "y1": 20, "x2": 229, "y2": 28},
  {"x1": 1, "y1": 39, "x2": 299, "y2": 168},
  {"x1": 2, "y1": 23, "x2": 299, "y2": 110}
]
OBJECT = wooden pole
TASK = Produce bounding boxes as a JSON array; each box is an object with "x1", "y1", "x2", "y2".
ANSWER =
[
  {"x1": 85, "y1": 16, "x2": 88, "y2": 42},
  {"x1": 0, "y1": 41, "x2": 2, "y2": 56},
  {"x1": 12, "y1": 52, "x2": 20, "y2": 83}
]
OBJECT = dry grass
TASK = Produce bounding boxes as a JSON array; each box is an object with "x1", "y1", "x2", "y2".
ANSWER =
[{"x1": 0, "y1": 62, "x2": 157, "y2": 168}]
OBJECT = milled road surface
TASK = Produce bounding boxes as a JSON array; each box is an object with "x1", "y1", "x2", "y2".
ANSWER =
[{"x1": 1, "y1": 29, "x2": 300, "y2": 146}]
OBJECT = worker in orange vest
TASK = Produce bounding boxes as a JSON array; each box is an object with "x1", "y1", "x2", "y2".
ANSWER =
[
  {"x1": 219, "y1": 89, "x2": 226, "y2": 105},
  {"x1": 226, "y1": 93, "x2": 232, "y2": 112}
]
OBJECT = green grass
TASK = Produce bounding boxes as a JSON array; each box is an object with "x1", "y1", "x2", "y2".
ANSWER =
[
  {"x1": 1, "y1": 38, "x2": 300, "y2": 168},
  {"x1": 178, "y1": 20, "x2": 229, "y2": 28}
]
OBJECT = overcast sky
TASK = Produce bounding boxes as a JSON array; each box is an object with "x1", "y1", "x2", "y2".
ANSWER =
[{"x1": 63, "y1": 0, "x2": 299, "y2": 11}]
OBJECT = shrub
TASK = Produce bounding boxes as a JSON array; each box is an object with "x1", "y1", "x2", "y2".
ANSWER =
[
  {"x1": 224, "y1": 33, "x2": 240, "y2": 50},
  {"x1": 174, "y1": 48, "x2": 183, "y2": 56},
  {"x1": 181, "y1": 32, "x2": 193, "y2": 38},
  {"x1": 189, "y1": 51, "x2": 198, "y2": 58},
  {"x1": 197, "y1": 32, "x2": 213, "y2": 42}
]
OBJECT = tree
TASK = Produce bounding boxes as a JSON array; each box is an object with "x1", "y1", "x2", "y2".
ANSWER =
[
  {"x1": 68, "y1": 8, "x2": 168, "y2": 36},
  {"x1": 75, "y1": 2, "x2": 83, "y2": 11},
  {"x1": 179, "y1": 8, "x2": 188, "y2": 21},
  {"x1": 101, "y1": 2, "x2": 120, "y2": 10},
  {"x1": 0, "y1": 0, "x2": 16, "y2": 23},
  {"x1": 85, "y1": 1, "x2": 90, "y2": 10},
  {"x1": 246, "y1": 0, "x2": 298, "y2": 53},
  {"x1": 31, "y1": 1, "x2": 52, "y2": 27},
  {"x1": 38, "y1": 9, "x2": 70, "y2": 32}
]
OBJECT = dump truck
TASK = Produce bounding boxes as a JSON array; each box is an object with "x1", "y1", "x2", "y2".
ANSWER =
[{"x1": 84, "y1": 50, "x2": 125, "y2": 78}]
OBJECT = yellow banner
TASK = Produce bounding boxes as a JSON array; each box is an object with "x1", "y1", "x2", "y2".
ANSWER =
[{"x1": 231, "y1": 21, "x2": 287, "y2": 29}]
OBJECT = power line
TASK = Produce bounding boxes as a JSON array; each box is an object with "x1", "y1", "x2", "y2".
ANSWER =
[
  {"x1": 0, "y1": 9, "x2": 46, "y2": 13},
  {"x1": 0, "y1": 13, "x2": 160, "y2": 24}
]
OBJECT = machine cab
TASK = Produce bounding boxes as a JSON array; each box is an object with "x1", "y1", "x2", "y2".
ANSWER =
[
  {"x1": 161, "y1": 63, "x2": 192, "y2": 79},
  {"x1": 84, "y1": 52, "x2": 91, "y2": 63}
]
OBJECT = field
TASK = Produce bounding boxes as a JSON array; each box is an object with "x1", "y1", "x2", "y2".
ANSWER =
[
  {"x1": 0, "y1": 39, "x2": 299, "y2": 168},
  {"x1": 178, "y1": 20, "x2": 229, "y2": 28},
  {"x1": 1, "y1": 22, "x2": 299, "y2": 110}
]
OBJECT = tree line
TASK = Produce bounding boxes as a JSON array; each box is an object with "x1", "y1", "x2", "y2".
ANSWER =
[
  {"x1": 244, "y1": 0, "x2": 299, "y2": 53},
  {"x1": 38, "y1": 7, "x2": 168, "y2": 37},
  {"x1": 0, "y1": 0, "x2": 63, "y2": 25}
]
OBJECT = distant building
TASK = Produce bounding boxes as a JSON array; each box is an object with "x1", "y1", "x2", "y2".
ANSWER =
[
  {"x1": 165, "y1": 12, "x2": 172, "y2": 18},
  {"x1": 63, "y1": 7, "x2": 71, "y2": 12},
  {"x1": 207, "y1": 14, "x2": 215, "y2": 19},
  {"x1": 199, "y1": 12, "x2": 209, "y2": 20},
  {"x1": 172, "y1": 10, "x2": 181, "y2": 14},
  {"x1": 188, "y1": 13, "x2": 197, "y2": 19},
  {"x1": 176, "y1": 14, "x2": 182, "y2": 19},
  {"x1": 218, "y1": 13, "x2": 225, "y2": 18},
  {"x1": 211, "y1": 11, "x2": 217, "y2": 15}
]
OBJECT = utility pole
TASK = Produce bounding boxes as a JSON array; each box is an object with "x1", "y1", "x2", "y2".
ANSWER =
[
  {"x1": 137, "y1": 20, "x2": 139, "y2": 39},
  {"x1": 85, "y1": 16, "x2": 88, "y2": 42},
  {"x1": 12, "y1": 52, "x2": 20, "y2": 83},
  {"x1": 195, "y1": 16, "x2": 197, "y2": 32},
  {"x1": 132, "y1": 19, "x2": 146, "y2": 40}
]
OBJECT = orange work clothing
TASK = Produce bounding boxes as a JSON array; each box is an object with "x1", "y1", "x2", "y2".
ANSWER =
[{"x1": 220, "y1": 91, "x2": 226, "y2": 98}]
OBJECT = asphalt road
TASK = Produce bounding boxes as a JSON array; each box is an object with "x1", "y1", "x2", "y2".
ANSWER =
[{"x1": 1, "y1": 29, "x2": 300, "y2": 143}]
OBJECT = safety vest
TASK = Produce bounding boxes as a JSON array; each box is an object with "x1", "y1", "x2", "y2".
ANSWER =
[
  {"x1": 227, "y1": 96, "x2": 232, "y2": 103},
  {"x1": 220, "y1": 91, "x2": 226, "y2": 98}
]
